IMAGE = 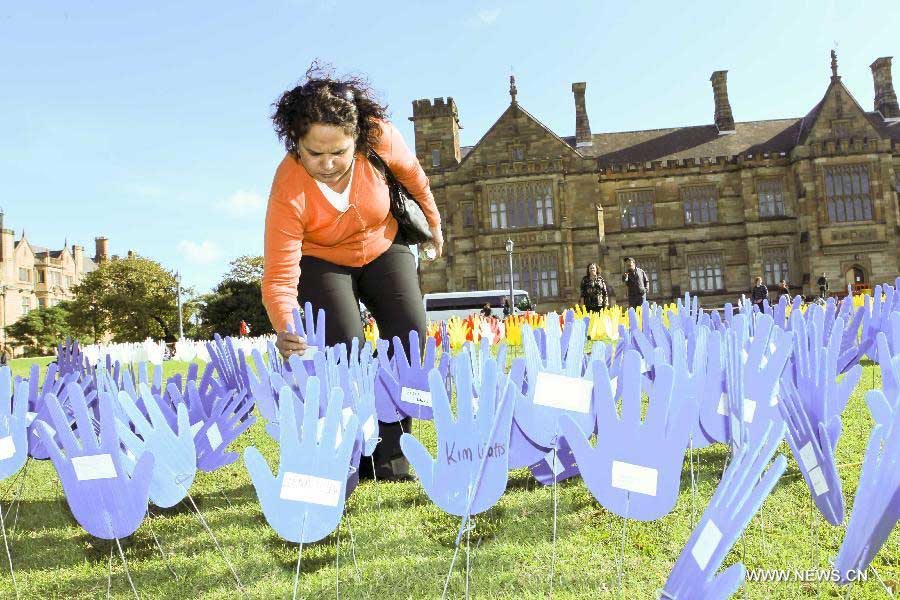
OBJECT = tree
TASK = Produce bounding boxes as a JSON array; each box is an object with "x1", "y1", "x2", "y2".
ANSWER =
[
  {"x1": 6, "y1": 305, "x2": 73, "y2": 357},
  {"x1": 225, "y1": 255, "x2": 264, "y2": 284},
  {"x1": 68, "y1": 255, "x2": 195, "y2": 343},
  {"x1": 198, "y1": 279, "x2": 273, "y2": 338}
]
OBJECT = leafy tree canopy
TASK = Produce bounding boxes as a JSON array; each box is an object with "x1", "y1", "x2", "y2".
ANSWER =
[
  {"x1": 68, "y1": 255, "x2": 196, "y2": 343},
  {"x1": 6, "y1": 305, "x2": 73, "y2": 357}
]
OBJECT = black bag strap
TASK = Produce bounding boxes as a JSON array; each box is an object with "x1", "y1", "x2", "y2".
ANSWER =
[{"x1": 367, "y1": 150, "x2": 395, "y2": 184}]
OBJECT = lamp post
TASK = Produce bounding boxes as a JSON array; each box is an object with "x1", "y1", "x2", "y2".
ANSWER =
[
  {"x1": 505, "y1": 239, "x2": 515, "y2": 313},
  {"x1": 175, "y1": 272, "x2": 184, "y2": 340}
]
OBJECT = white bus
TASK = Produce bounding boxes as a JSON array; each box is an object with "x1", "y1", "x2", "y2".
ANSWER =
[{"x1": 423, "y1": 289, "x2": 532, "y2": 322}]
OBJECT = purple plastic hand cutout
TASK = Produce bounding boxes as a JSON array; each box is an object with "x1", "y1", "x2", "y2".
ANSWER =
[
  {"x1": 246, "y1": 348, "x2": 278, "y2": 423},
  {"x1": 528, "y1": 435, "x2": 580, "y2": 486},
  {"x1": 781, "y1": 306, "x2": 860, "y2": 524},
  {"x1": 35, "y1": 383, "x2": 153, "y2": 539},
  {"x1": 244, "y1": 382, "x2": 358, "y2": 543},
  {"x1": 195, "y1": 389, "x2": 256, "y2": 472},
  {"x1": 513, "y1": 317, "x2": 596, "y2": 450},
  {"x1": 0, "y1": 368, "x2": 29, "y2": 480},
  {"x1": 661, "y1": 422, "x2": 787, "y2": 599},
  {"x1": 833, "y1": 388, "x2": 900, "y2": 584},
  {"x1": 561, "y1": 350, "x2": 692, "y2": 521},
  {"x1": 400, "y1": 359, "x2": 515, "y2": 517},
  {"x1": 374, "y1": 338, "x2": 405, "y2": 424},
  {"x1": 349, "y1": 360, "x2": 379, "y2": 456},
  {"x1": 704, "y1": 314, "x2": 791, "y2": 448},
  {"x1": 56, "y1": 337, "x2": 87, "y2": 378},
  {"x1": 290, "y1": 303, "x2": 326, "y2": 352},
  {"x1": 670, "y1": 326, "x2": 717, "y2": 449},
  {"x1": 778, "y1": 379, "x2": 845, "y2": 525},
  {"x1": 463, "y1": 338, "x2": 509, "y2": 401},
  {"x1": 115, "y1": 384, "x2": 196, "y2": 508},
  {"x1": 393, "y1": 331, "x2": 450, "y2": 420}
]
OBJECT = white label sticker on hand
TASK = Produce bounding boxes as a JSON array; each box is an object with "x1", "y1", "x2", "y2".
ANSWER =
[
  {"x1": 798, "y1": 441, "x2": 818, "y2": 471},
  {"x1": 26, "y1": 412, "x2": 37, "y2": 426},
  {"x1": 0, "y1": 436, "x2": 15, "y2": 460},
  {"x1": 716, "y1": 394, "x2": 757, "y2": 423},
  {"x1": 280, "y1": 472, "x2": 341, "y2": 506},
  {"x1": 691, "y1": 519, "x2": 723, "y2": 570},
  {"x1": 206, "y1": 423, "x2": 223, "y2": 450},
  {"x1": 611, "y1": 460, "x2": 658, "y2": 496},
  {"x1": 300, "y1": 346, "x2": 319, "y2": 361},
  {"x1": 808, "y1": 465, "x2": 830, "y2": 496},
  {"x1": 544, "y1": 450, "x2": 564, "y2": 477},
  {"x1": 401, "y1": 387, "x2": 432, "y2": 408},
  {"x1": 72, "y1": 454, "x2": 117, "y2": 481},
  {"x1": 362, "y1": 415, "x2": 377, "y2": 441},
  {"x1": 533, "y1": 372, "x2": 592, "y2": 414},
  {"x1": 191, "y1": 421, "x2": 204, "y2": 438}
]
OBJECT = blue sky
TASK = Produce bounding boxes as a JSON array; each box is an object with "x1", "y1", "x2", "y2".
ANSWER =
[{"x1": 3, "y1": 1, "x2": 898, "y2": 295}]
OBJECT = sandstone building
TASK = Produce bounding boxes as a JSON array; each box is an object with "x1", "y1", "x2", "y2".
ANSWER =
[
  {"x1": 0, "y1": 210, "x2": 110, "y2": 353},
  {"x1": 412, "y1": 53, "x2": 900, "y2": 311}
]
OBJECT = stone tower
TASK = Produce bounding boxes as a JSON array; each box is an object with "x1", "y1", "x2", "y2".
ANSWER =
[{"x1": 409, "y1": 97, "x2": 462, "y2": 173}]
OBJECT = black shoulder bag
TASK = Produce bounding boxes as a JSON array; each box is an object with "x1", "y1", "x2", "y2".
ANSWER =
[{"x1": 368, "y1": 150, "x2": 433, "y2": 245}]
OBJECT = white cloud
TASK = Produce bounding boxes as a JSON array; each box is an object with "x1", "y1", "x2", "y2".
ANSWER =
[
  {"x1": 177, "y1": 240, "x2": 222, "y2": 266},
  {"x1": 219, "y1": 190, "x2": 265, "y2": 218},
  {"x1": 476, "y1": 8, "x2": 501, "y2": 25}
]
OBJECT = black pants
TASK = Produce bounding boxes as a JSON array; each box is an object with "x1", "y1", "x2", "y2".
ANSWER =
[
  {"x1": 298, "y1": 233, "x2": 426, "y2": 477},
  {"x1": 628, "y1": 296, "x2": 646, "y2": 309}
]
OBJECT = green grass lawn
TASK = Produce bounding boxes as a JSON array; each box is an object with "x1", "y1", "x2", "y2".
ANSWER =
[{"x1": 0, "y1": 358, "x2": 897, "y2": 598}]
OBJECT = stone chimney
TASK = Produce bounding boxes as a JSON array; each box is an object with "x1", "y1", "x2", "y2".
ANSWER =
[
  {"x1": 710, "y1": 70, "x2": 735, "y2": 133},
  {"x1": 572, "y1": 82, "x2": 592, "y2": 147},
  {"x1": 871, "y1": 57, "x2": 899, "y2": 119},
  {"x1": 127, "y1": 250, "x2": 135, "y2": 259},
  {"x1": 72, "y1": 245, "x2": 84, "y2": 275},
  {"x1": 0, "y1": 209, "x2": 5, "y2": 261},
  {"x1": 94, "y1": 236, "x2": 109, "y2": 263}
]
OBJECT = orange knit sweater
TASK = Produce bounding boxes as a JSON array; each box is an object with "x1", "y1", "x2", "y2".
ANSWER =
[{"x1": 261, "y1": 119, "x2": 440, "y2": 333}]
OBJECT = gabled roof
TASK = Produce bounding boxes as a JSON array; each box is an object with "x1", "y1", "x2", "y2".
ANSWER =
[
  {"x1": 796, "y1": 77, "x2": 881, "y2": 145},
  {"x1": 457, "y1": 101, "x2": 584, "y2": 168}
]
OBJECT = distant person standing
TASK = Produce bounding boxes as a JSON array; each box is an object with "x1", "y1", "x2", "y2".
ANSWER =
[
  {"x1": 817, "y1": 272, "x2": 829, "y2": 299},
  {"x1": 480, "y1": 303, "x2": 493, "y2": 318},
  {"x1": 580, "y1": 262, "x2": 609, "y2": 312},
  {"x1": 750, "y1": 276, "x2": 768, "y2": 310},
  {"x1": 622, "y1": 257, "x2": 650, "y2": 309},
  {"x1": 501, "y1": 296, "x2": 512, "y2": 318},
  {"x1": 777, "y1": 279, "x2": 791, "y2": 302}
]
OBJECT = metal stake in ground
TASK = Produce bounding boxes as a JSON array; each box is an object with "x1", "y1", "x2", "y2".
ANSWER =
[
  {"x1": 181, "y1": 485, "x2": 244, "y2": 593},
  {"x1": 0, "y1": 499, "x2": 18, "y2": 599}
]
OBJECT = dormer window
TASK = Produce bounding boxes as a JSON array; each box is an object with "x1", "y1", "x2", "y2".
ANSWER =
[{"x1": 510, "y1": 145, "x2": 525, "y2": 162}]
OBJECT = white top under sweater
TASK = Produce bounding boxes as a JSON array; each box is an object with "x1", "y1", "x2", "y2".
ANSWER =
[{"x1": 314, "y1": 161, "x2": 355, "y2": 212}]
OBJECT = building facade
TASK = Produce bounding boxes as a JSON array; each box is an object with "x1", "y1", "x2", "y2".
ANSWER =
[
  {"x1": 0, "y1": 211, "x2": 109, "y2": 353},
  {"x1": 413, "y1": 53, "x2": 900, "y2": 311}
]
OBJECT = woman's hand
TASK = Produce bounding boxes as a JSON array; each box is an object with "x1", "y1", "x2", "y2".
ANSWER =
[
  {"x1": 429, "y1": 224, "x2": 444, "y2": 259},
  {"x1": 276, "y1": 330, "x2": 308, "y2": 359}
]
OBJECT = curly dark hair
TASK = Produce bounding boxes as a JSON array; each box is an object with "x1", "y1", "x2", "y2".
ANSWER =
[{"x1": 271, "y1": 62, "x2": 388, "y2": 158}]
